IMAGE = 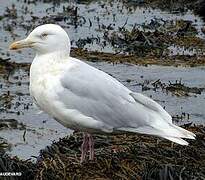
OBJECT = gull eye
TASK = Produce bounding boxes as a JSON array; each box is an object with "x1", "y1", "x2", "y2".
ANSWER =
[{"x1": 41, "y1": 33, "x2": 48, "y2": 39}]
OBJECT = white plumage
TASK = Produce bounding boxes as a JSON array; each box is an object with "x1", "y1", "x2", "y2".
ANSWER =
[{"x1": 10, "y1": 24, "x2": 195, "y2": 161}]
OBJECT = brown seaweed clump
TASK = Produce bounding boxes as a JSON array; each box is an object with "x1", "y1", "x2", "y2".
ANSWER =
[
  {"x1": 71, "y1": 47, "x2": 205, "y2": 66},
  {"x1": 0, "y1": 58, "x2": 30, "y2": 75},
  {"x1": 138, "y1": 78, "x2": 205, "y2": 97},
  {"x1": 0, "y1": 153, "x2": 36, "y2": 180},
  {"x1": 0, "y1": 126, "x2": 204, "y2": 179},
  {"x1": 103, "y1": 19, "x2": 203, "y2": 58},
  {"x1": 34, "y1": 126, "x2": 205, "y2": 180}
]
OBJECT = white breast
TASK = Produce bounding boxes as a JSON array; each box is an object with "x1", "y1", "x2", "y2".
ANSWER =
[{"x1": 29, "y1": 54, "x2": 80, "y2": 129}]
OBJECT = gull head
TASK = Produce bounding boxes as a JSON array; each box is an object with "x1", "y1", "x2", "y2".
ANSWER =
[{"x1": 9, "y1": 24, "x2": 71, "y2": 55}]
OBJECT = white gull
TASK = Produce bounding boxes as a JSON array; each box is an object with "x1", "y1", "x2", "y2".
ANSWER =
[{"x1": 9, "y1": 24, "x2": 195, "y2": 162}]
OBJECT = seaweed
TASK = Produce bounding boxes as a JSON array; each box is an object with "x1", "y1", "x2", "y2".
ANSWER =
[
  {"x1": 33, "y1": 126, "x2": 205, "y2": 179},
  {"x1": 0, "y1": 153, "x2": 36, "y2": 180}
]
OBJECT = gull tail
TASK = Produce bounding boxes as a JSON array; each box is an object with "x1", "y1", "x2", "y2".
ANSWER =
[
  {"x1": 126, "y1": 92, "x2": 196, "y2": 145},
  {"x1": 117, "y1": 123, "x2": 196, "y2": 146},
  {"x1": 163, "y1": 136, "x2": 189, "y2": 145}
]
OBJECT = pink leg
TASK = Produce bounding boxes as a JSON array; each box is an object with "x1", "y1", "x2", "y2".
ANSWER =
[
  {"x1": 88, "y1": 134, "x2": 95, "y2": 160},
  {"x1": 80, "y1": 133, "x2": 89, "y2": 163}
]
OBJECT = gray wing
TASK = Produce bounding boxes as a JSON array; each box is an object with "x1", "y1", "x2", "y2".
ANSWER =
[{"x1": 57, "y1": 59, "x2": 171, "y2": 131}]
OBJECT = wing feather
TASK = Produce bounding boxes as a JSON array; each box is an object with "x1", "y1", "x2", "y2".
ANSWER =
[{"x1": 57, "y1": 58, "x2": 171, "y2": 131}]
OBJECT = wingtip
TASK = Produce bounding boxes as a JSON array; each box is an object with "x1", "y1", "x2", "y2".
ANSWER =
[{"x1": 164, "y1": 136, "x2": 189, "y2": 146}]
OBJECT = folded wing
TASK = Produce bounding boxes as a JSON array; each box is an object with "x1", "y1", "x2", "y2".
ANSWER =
[{"x1": 57, "y1": 58, "x2": 195, "y2": 144}]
